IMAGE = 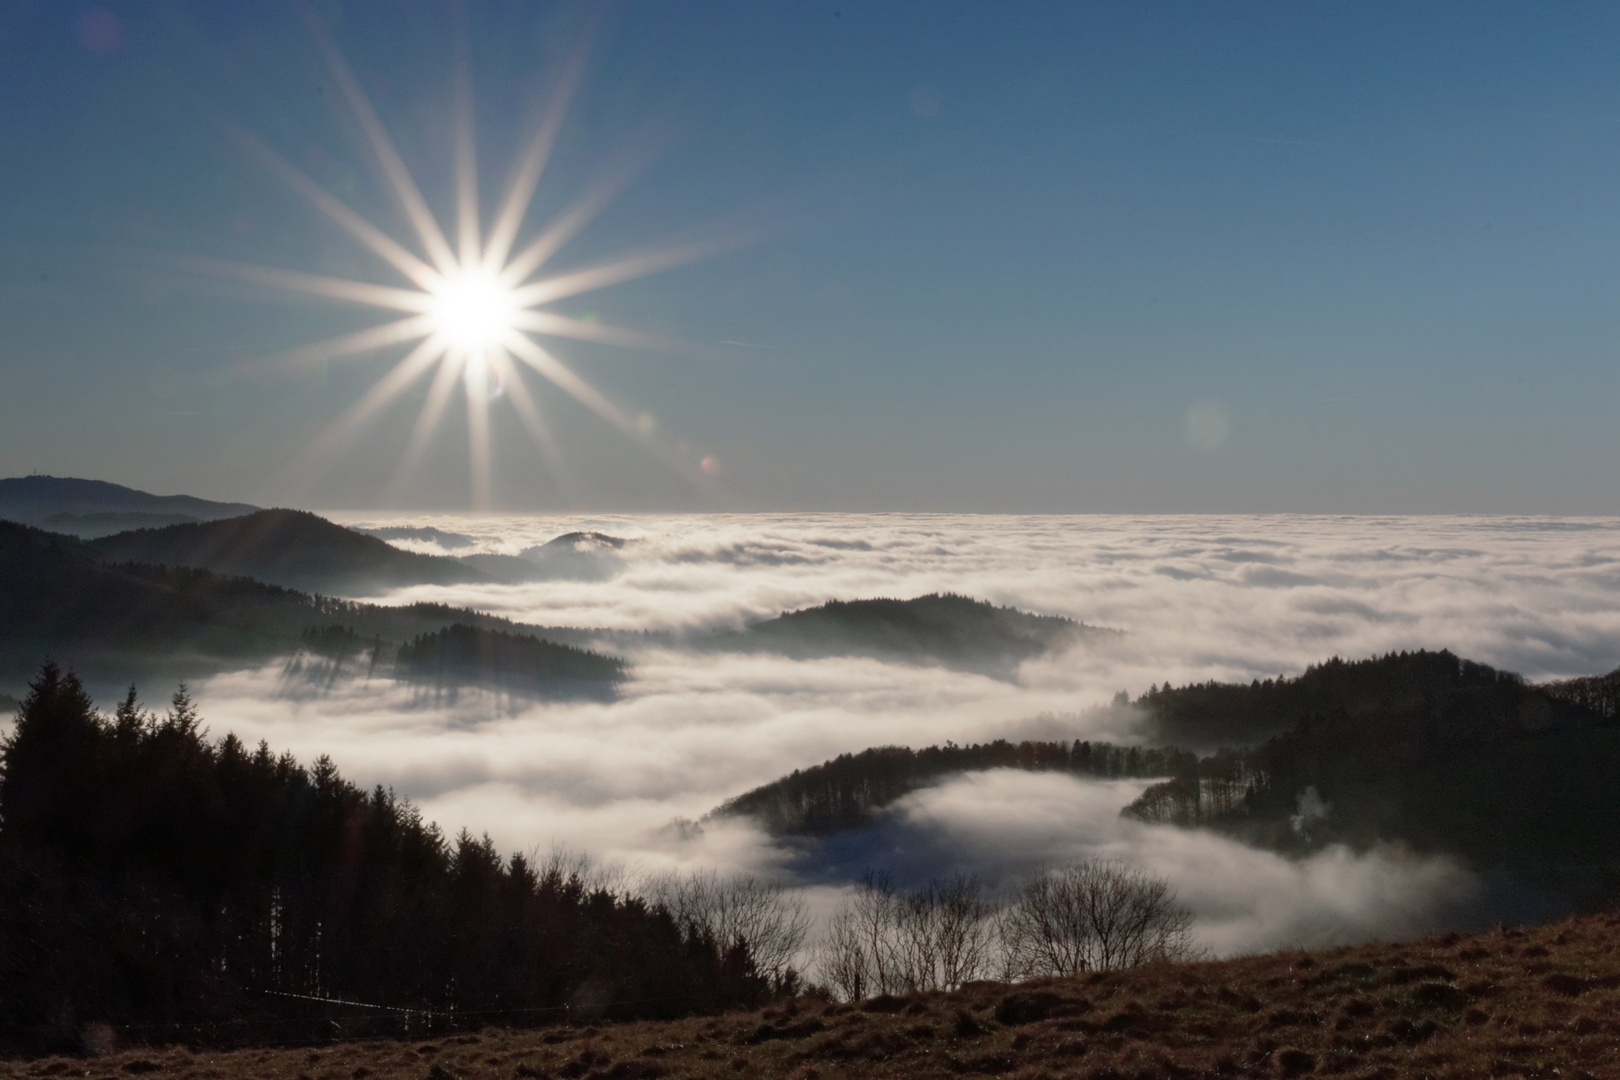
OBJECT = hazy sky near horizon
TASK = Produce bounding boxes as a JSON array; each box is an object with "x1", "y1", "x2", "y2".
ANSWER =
[{"x1": 3, "y1": 2, "x2": 1620, "y2": 513}]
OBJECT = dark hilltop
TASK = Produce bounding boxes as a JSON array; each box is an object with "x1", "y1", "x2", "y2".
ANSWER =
[{"x1": 697, "y1": 592, "x2": 1117, "y2": 677}]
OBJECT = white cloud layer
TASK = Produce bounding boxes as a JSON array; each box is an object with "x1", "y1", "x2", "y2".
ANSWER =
[
  {"x1": 874, "y1": 770, "x2": 1480, "y2": 956},
  {"x1": 171, "y1": 513, "x2": 1620, "y2": 955}
]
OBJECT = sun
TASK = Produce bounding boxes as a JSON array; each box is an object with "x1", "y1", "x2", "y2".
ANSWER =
[
  {"x1": 187, "y1": 13, "x2": 731, "y2": 508},
  {"x1": 429, "y1": 268, "x2": 517, "y2": 356}
]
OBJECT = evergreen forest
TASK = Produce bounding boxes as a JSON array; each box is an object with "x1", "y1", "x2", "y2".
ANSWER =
[{"x1": 0, "y1": 665, "x2": 769, "y2": 1054}]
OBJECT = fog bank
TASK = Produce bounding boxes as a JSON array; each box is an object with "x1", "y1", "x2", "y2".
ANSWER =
[{"x1": 163, "y1": 513, "x2": 1620, "y2": 954}]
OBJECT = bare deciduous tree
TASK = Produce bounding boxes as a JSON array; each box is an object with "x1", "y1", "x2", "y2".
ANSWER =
[
  {"x1": 814, "y1": 871, "x2": 997, "y2": 999},
  {"x1": 817, "y1": 903, "x2": 871, "y2": 1002},
  {"x1": 1000, "y1": 860, "x2": 1200, "y2": 977},
  {"x1": 536, "y1": 845, "x2": 629, "y2": 897},
  {"x1": 646, "y1": 869, "x2": 811, "y2": 985},
  {"x1": 932, "y1": 873, "x2": 998, "y2": 990}
]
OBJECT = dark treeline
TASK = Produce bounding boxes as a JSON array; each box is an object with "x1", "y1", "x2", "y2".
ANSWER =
[
  {"x1": 1541, "y1": 665, "x2": 1620, "y2": 722},
  {"x1": 0, "y1": 665, "x2": 766, "y2": 1054},
  {"x1": 1139, "y1": 648, "x2": 1553, "y2": 748},
  {"x1": 716, "y1": 738, "x2": 1192, "y2": 836},
  {"x1": 298, "y1": 624, "x2": 372, "y2": 660},
  {"x1": 395, "y1": 624, "x2": 626, "y2": 699},
  {"x1": 1125, "y1": 651, "x2": 1620, "y2": 868}
]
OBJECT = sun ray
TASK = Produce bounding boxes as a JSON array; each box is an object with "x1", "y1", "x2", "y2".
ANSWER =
[
  {"x1": 511, "y1": 310, "x2": 687, "y2": 354},
  {"x1": 270, "y1": 336, "x2": 447, "y2": 496},
  {"x1": 488, "y1": 350, "x2": 574, "y2": 499},
  {"x1": 464, "y1": 356, "x2": 495, "y2": 510},
  {"x1": 502, "y1": 332, "x2": 707, "y2": 485},
  {"x1": 271, "y1": 315, "x2": 435, "y2": 369},
  {"x1": 497, "y1": 164, "x2": 640, "y2": 286},
  {"x1": 508, "y1": 330, "x2": 712, "y2": 482},
  {"x1": 177, "y1": 255, "x2": 433, "y2": 313},
  {"x1": 482, "y1": 38, "x2": 592, "y2": 273},
  {"x1": 304, "y1": 8, "x2": 458, "y2": 273},
  {"x1": 319, "y1": 336, "x2": 449, "y2": 446},
  {"x1": 388, "y1": 353, "x2": 466, "y2": 499},
  {"x1": 502, "y1": 332, "x2": 636, "y2": 433},
  {"x1": 452, "y1": 23, "x2": 481, "y2": 269},
  {"x1": 509, "y1": 239, "x2": 731, "y2": 307},
  {"x1": 230, "y1": 128, "x2": 439, "y2": 289}
]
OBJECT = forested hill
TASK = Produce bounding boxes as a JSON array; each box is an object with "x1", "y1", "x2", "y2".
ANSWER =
[
  {"x1": 1541, "y1": 666, "x2": 1620, "y2": 721},
  {"x1": 714, "y1": 738, "x2": 1188, "y2": 836},
  {"x1": 0, "y1": 474, "x2": 258, "y2": 533},
  {"x1": 699, "y1": 593, "x2": 1117, "y2": 676},
  {"x1": 1123, "y1": 653, "x2": 1620, "y2": 873},
  {"x1": 0, "y1": 520, "x2": 620, "y2": 697},
  {"x1": 0, "y1": 666, "x2": 764, "y2": 1052},
  {"x1": 717, "y1": 651, "x2": 1615, "y2": 870},
  {"x1": 86, "y1": 509, "x2": 493, "y2": 595},
  {"x1": 395, "y1": 624, "x2": 626, "y2": 701},
  {"x1": 1137, "y1": 648, "x2": 1588, "y2": 749}
]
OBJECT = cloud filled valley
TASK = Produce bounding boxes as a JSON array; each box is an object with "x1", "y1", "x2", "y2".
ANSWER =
[{"x1": 52, "y1": 513, "x2": 1620, "y2": 959}]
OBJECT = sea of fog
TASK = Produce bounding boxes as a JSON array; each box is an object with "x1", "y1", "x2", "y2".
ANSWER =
[{"x1": 178, "y1": 514, "x2": 1620, "y2": 956}]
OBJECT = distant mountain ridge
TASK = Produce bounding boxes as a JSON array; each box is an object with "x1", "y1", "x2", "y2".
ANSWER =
[
  {"x1": 0, "y1": 519, "x2": 621, "y2": 698},
  {"x1": 351, "y1": 524, "x2": 630, "y2": 582},
  {"x1": 457, "y1": 531, "x2": 630, "y2": 582},
  {"x1": 87, "y1": 508, "x2": 493, "y2": 595},
  {"x1": 43, "y1": 511, "x2": 208, "y2": 538},
  {"x1": 357, "y1": 525, "x2": 479, "y2": 549},
  {"x1": 0, "y1": 475, "x2": 258, "y2": 534}
]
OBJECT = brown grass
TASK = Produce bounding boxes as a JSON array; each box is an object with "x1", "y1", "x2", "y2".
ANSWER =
[{"x1": 10, "y1": 911, "x2": 1620, "y2": 1079}]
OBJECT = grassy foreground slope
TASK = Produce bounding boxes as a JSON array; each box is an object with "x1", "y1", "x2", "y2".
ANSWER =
[{"x1": 16, "y1": 912, "x2": 1618, "y2": 1078}]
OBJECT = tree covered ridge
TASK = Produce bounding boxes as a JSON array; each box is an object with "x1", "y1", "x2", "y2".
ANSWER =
[
  {"x1": 714, "y1": 737, "x2": 1192, "y2": 836},
  {"x1": 0, "y1": 664, "x2": 768, "y2": 1054},
  {"x1": 395, "y1": 624, "x2": 627, "y2": 699},
  {"x1": 1136, "y1": 648, "x2": 1581, "y2": 748},
  {"x1": 1540, "y1": 665, "x2": 1620, "y2": 721},
  {"x1": 1124, "y1": 651, "x2": 1620, "y2": 867},
  {"x1": 699, "y1": 593, "x2": 1118, "y2": 676}
]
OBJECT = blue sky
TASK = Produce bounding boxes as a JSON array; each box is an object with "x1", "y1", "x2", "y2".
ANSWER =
[{"x1": 2, "y1": 1, "x2": 1619, "y2": 512}]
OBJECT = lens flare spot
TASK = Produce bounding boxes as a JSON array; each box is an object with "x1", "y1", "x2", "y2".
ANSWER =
[
  {"x1": 700, "y1": 455, "x2": 720, "y2": 474},
  {"x1": 78, "y1": 9, "x2": 125, "y2": 55},
  {"x1": 1185, "y1": 400, "x2": 1231, "y2": 453}
]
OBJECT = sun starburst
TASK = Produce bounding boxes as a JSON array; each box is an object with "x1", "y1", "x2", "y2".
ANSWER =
[{"x1": 199, "y1": 13, "x2": 726, "y2": 508}]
